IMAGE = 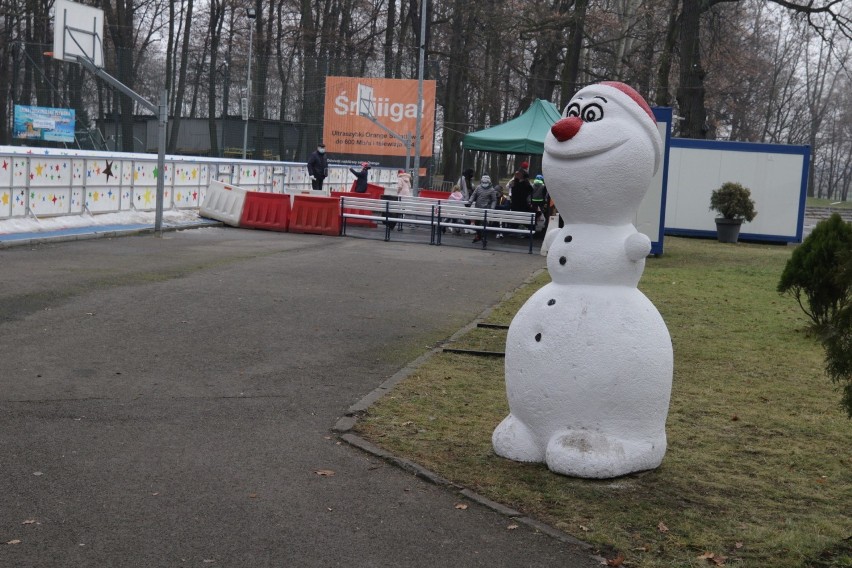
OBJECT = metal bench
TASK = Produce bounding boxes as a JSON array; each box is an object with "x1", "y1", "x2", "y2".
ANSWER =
[
  {"x1": 338, "y1": 195, "x2": 537, "y2": 253},
  {"x1": 340, "y1": 196, "x2": 438, "y2": 243},
  {"x1": 436, "y1": 204, "x2": 536, "y2": 253}
]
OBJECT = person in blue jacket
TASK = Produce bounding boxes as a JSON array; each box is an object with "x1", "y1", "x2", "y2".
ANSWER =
[{"x1": 350, "y1": 162, "x2": 371, "y2": 193}]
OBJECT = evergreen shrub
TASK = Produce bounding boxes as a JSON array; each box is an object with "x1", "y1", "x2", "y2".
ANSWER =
[
  {"x1": 822, "y1": 249, "x2": 852, "y2": 417},
  {"x1": 709, "y1": 182, "x2": 757, "y2": 221},
  {"x1": 777, "y1": 213, "x2": 852, "y2": 330}
]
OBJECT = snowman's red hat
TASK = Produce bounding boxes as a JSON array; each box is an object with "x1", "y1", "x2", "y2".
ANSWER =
[{"x1": 597, "y1": 81, "x2": 663, "y2": 173}]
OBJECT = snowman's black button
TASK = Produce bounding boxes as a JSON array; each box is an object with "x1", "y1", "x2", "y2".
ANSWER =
[
  {"x1": 559, "y1": 256, "x2": 567, "y2": 265},
  {"x1": 547, "y1": 299, "x2": 556, "y2": 306},
  {"x1": 564, "y1": 235, "x2": 573, "y2": 242},
  {"x1": 535, "y1": 333, "x2": 542, "y2": 342}
]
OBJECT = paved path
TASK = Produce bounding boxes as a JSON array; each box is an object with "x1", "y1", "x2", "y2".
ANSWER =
[{"x1": 0, "y1": 228, "x2": 598, "y2": 567}]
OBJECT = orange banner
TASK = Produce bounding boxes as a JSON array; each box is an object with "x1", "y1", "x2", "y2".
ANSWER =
[{"x1": 323, "y1": 76, "x2": 436, "y2": 159}]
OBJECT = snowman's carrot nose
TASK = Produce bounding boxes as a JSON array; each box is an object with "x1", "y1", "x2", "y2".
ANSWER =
[{"x1": 551, "y1": 117, "x2": 582, "y2": 142}]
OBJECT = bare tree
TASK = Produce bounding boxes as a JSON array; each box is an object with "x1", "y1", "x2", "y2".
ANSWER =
[
  {"x1": 167, "y1": 0, "x2": 194, "y2": 153},
  {"x1": 672, "y1": 0, "x2": 851, "y2": 139}
]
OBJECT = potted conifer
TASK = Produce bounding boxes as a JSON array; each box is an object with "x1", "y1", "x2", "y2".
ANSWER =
[{"x1": 710, "y1": 182, "x2": 757, "y2": 243}]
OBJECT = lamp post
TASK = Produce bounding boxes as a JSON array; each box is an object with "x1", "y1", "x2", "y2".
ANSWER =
[
  {"x1": 217, "y1": 61, "x2": 229, "y2": 156},
  {"x1": 241, "y1": 7, "x2": 256, "y2": 160},
  {"x1": 413, "y1": 0, "x2": 427, "y2": 195}
]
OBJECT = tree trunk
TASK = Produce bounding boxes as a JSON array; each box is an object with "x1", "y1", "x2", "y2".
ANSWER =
[
  {"x1": 675, "y1": 0, "x2": 707, "y2": 138},
  {"x1": 299, "y1": 0, "x2": 322, "y2": 154},
  {"x1": 207, "y1": 0, "x2": 224, "y2": 157},
  {"x1": 0, "y1": 9, "x2": 14, "y2": 144},
  {"x1": 655, "y1": 0, "x2": 680, "y2": 107},
  {"x1": 439, "y1": 0, "x2": 472, "y2": 179},
  {"x1": 383, "y1": 0, "x2": 396, "y2": 78},
  {"x1": 560, "y1": 0, "x2": 589, "y2": 107},
  {"x1": 252, "y1": 0, "x2": 273, "y2": 160},
  {"x1": 102, "y1": 0, "x2": 137, "y2": 151},
  {"x1": 276, "y1": 0, "x2": 296, "y2": 160},
  {"x1": 519, "y1": 1, "x2": 568, "y2": 113},
  {"x1": 168, "y1": 0, "x2": 194, "y2": 154}
]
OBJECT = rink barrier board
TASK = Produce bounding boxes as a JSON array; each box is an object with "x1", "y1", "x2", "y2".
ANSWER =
[{"x1": 0, "y1": 146, "x2": 402, "y2": 222}]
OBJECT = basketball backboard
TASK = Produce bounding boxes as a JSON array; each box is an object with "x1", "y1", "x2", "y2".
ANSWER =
[
  {"x1": 53, "y1": 0, "x2": 104, "y2": 67},
  {"x1": 356, "y1": 83, "x2": 375, "y2": 117}
]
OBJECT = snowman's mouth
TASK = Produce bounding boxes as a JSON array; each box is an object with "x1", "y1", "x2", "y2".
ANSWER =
[{"x1": 551, "y1": 137, "x2": 628, "y2": 159}]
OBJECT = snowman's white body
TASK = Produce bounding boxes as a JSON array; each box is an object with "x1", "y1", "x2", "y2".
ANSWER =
[{"x1": 492, "y1": 82, "x2": 673, "y2": 478}]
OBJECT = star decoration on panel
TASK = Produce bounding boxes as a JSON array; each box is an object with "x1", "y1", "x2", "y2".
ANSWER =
[{"x1": 103, "y1": 160, "x2": 115, "y2": 182}]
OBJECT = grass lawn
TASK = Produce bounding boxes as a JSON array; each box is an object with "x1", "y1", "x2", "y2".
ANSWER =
[
  {"x1": 355, "y1": 237, "x2": 852, "y2": 568},
  {"x1": 807, "y1": 197, "x2": 852, "y2": 209}
]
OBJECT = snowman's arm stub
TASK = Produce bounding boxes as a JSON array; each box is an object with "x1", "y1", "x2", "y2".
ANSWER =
[{"x1": 624, "y1": 231, "x2": 651, "y2": 261}]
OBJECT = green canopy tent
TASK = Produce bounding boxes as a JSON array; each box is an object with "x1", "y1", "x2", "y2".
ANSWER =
[{"x1": 462, "y1": 99, "x2": 561, "y2": 155}]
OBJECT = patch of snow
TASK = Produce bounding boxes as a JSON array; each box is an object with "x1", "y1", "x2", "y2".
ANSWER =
[{"x1": 0, "y1": 209, "x2": 203, "y2": 235}]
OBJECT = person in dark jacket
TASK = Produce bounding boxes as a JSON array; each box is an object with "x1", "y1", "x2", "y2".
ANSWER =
[
  {"x1": 350, "y1": 162, "x2": 371, "y2": 193},
  {"x1": 508, "y1": 169, "x2": 533, "y2": 212},
  {"x1": 306, "y1": 143, "x2": 329, "y2": 192}
]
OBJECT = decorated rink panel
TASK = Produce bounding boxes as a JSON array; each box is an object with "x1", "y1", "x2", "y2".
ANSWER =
[
  {"x1": 235, "y1": 163, "x2": 262, "y2": 189},
  {"x1": 0, "y1": 155, "x2": 14, "y2": 218},
  {"x1": 126, "y1": 161, "x2": 157, "y2": 211},
  {"x1": 28, "y1": 157, "x2": 73, "y2": 216},
  {"x1": 70, "y1": 159, "x2": 86, "y2": 215},
  {"x1": 270, "y1": 165, "x2": 284, "y2": 194},
  {"x1": 10, "y1": 158, "x2": 28, "y2": 217},
  {"x1": 84, "y1": 158, "x2": 124, "y2": 213},
  {"x1": 283, "y1": 165, "x2": 310, "y2": 193},
  {"x1": 325, "y1": 167, "x2": 348, "y2": 192},
  {"x1": 172, "y1": 162, "x2": 203, "y2": 208},
  {"x1": 196, "y1": 164, "x2": 212, "y2": 205}
]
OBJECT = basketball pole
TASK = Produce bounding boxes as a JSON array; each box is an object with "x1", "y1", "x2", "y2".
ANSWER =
[{"x1": 72, "y1": 55, "x2": 168, "y2": 236}]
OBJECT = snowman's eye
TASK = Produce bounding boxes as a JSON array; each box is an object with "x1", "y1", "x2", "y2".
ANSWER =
[
  {"x1": 565, "y1": 103, "x2": 581, "y2": 118},
  {"x1": 581, "y1": 103, "x2": 604, "y2": 122}
]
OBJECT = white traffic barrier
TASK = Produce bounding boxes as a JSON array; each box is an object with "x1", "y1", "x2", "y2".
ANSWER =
[{"x1": 199, "y1": 180, "x2": 248, "y2": 227}]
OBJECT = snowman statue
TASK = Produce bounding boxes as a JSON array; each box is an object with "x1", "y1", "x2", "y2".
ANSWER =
[{"x1": 492, "y1": 81, "x2": 672, "y2": 479}]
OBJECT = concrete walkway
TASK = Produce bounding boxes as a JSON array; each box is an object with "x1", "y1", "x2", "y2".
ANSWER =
[{"x1": 0, "y1": 227, "x2": 599, "y2": 567}]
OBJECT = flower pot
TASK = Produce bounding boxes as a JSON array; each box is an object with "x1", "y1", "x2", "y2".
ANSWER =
[{"x1": 715, "y1": 218, "x2": 743, "y2": 243}]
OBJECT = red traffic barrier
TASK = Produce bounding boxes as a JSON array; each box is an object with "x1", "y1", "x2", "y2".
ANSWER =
[
  {"x1": 333, "y1": 186, "x2": 384, "y2": 228},
  {"x1": 348, "y1": 181, "x2": 385, "y2": 199},
  {"x1": 240, "y1": 191, "x2": 291, "y2": 232},
  {"x1": 289, "y1": 195, "x2": 340, "y2": 236},
  {"x1": 418, "y1": 189, "x2": 451, "y2": 200}
]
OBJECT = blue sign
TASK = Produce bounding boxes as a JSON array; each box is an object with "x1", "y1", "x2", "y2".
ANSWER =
[{"x1": 13, "y1": 105, "x2": 76, "y2": 143}]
